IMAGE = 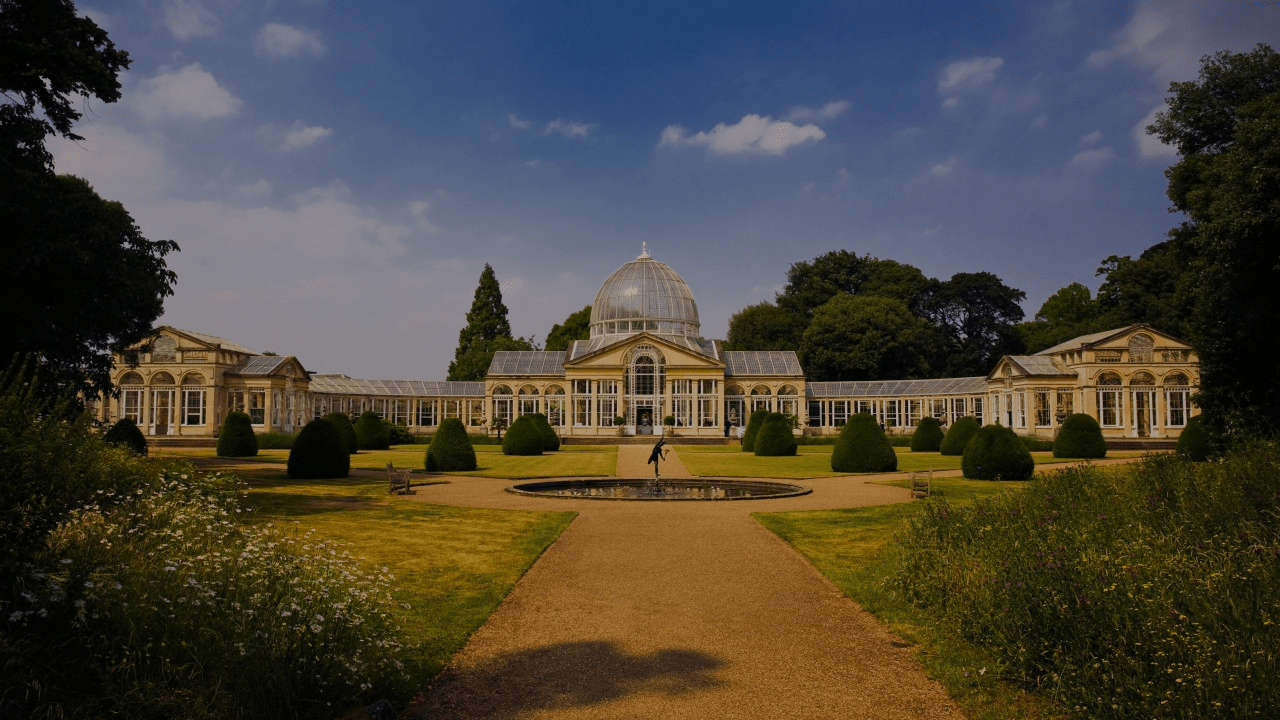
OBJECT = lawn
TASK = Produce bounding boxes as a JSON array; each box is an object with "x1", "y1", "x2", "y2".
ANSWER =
[
  {"x1": 754, "y1": 476, "x2": 1059, "y2": 720},
  {"x1": 236, "y1": 467, "x2": 576, "y2": 682},
  {"x1": 676, "y1": 445, "x2": 1141, "y2": 478},
  {"x1": 160, "y1": 444, "x2": 618, "y2": 479}
]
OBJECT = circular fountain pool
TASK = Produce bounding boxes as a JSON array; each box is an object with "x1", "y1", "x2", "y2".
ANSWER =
[{"x1": 506, "y1": 478, "x2": 811, "y2": 501}]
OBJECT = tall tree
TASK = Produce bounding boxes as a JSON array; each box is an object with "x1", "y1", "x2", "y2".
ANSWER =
[
  {"x1": 1017, "y1": 282, "x2": 1107, "y2": 353},
  {"x1": 1094, "y1": 239, "x2": 1193, "y2": 339},
  {"x1": 1148, "y1": 43, "x2": 1280, "y2": 436},
  {"x1": 925, "y1": 272, "x2": 1026, "y2": 376},
  {"x1": 776, "y1": 251, "x2": 935, "y2": 320},
  {"x1": 545, "y1": 306, "x2": 591, "y2": 351},
  {"x1": 725, "y1": 302, "x2": 806, "y2": 351},
  {"x1": 1, "y1": 0, "x2": 177, "y2": 401},
  {"x1": 447, "y1": 264, "x2": 530, "y2": 380},
  {"x1": 800, "y1": 294, "x2": 939, "y2": 382}
]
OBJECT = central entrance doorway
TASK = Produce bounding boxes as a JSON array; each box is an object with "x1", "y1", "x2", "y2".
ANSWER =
[
  {"x1": 636, "y1": 406, "x2": 654, "y2": 435},
  {"x1": 625, "y1": 344, "x2": 665, "y2": 436}
]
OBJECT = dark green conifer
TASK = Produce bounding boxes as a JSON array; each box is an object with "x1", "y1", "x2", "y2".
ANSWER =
[
  {"x1": 939, "y1": 416, "x2": 980, "y2": 456},
  {"x1": 216, "y1": 411, "x2": 257, "y2": 457},
  {"x1": 910, "y1": 416, "x2": 944, "y2": 452},
  {"x1": 754, "y1": 412, "x2": 798, "y2": 456},
  {"x1": 287, "y1": 418, "x2": 350, "y2": 479},
  {"x1": 427, "y1": 417, "x2": 478, "y2": 471},
  {"x1": 831, "y1": 412, "x2": 897, "y2": 472},
  {"x1": 962, "y1": 424, "x2": 1034, "y2": 480}
]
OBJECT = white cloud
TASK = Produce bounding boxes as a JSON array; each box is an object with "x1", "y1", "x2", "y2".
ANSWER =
[
  {"x1": 785, "y1": 101, "x2": 850, "y2": 122},
  {"x1": 163, "y1": 0, "x2": 217, "y2": 40},
  {"x1": 526, "y1": 159, "x2": 541, "y2": 168},
  {"x1": 50, "y1": 124, "x2": 176, "y2": 205},
  {"x1": 1134, "y1": 105, "x2": 1177, "y2": 159},
  {"x1": 255, "y1": 23, "x2": 325, "y2": 58},
  {"x1": 238, "y1": 179, "x2": 272, "y2": 196},
  {"x1": 1087, "y1": 0, "x2": 1279, "y2": 83},
  {"x1": 1078, "y1": 130, "x2": 1103, "y2": 147},
  {"x1": 282, "y1": 123, "x2": 334, "y2": 150},
  {"x1": 545, "y1": 119, "x2": 594, "y2": 138},
  {"x1": 658, "y1": 114, "x2": 826, "y2": 156},
  {"x1": 508, "y1": 113, "x2": 532, "y2": 129},
  {"x1": 409, "y1": 200, "x2": 441, "y2": 234},
  {"x1": 938, "y1": 56, "x2": 1004, "y2": 93},
  {"x1": 1070, "y1": 146, "x2": 1115, "y2": 170},
  {"x1": 1031, "y1": 113, "x2": 1049, "y2": 129},
  {"x1": 941, "y1": 96, "x2": 962, "y2": 111},
  {"x1": 930, "y1": 157, "x2": 956, "y2": 177},
  {"x1": 133, "y1": 64, "x2": 240, "y2": 121}
]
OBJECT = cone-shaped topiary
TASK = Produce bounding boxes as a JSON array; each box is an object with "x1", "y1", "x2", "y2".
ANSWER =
[
  {"x1": 754, "y1": 412, "x2": 798, "y2": 456},
  {"x1": 502, "y1": 415, "x2": 544, "y2": 456},
  {"x1": 529, "y1": 413, "x2": 560, "y2": 451},
  {"x1": 740, "y1": 408, "x2": 771, "y2": 453},
  {"x1": 831, "y1": 413, "x2": 898, "y2": 472},
  {"x1": 287, "y1": 418, "x2": 350, "y2": 479},
  {"x1": 1053, "y1": 413, "x2": 1107, "y2": 458},
  {"x1": 962, "y1": 424, "x2": 1034, "y2": 480},
  {"x1": 325, "y1": 413, "x2": 358, "y2": 454},
  {"x1": 355, "y1": 410, "x2": 391, "y2": 450},
  {"x1": 103, "y1": 417, "x2": 148, "y2": 456},
  {"x1": 910, "y1": 416, "x2": 944, "y2": 452},
  {"x1": 426, "y1": 417, "x2": 477, "y2": 471},
  {"x1": 216, "y1": 410, "x2": 257, "y2": 457},
  {"x1": 1176, "y1": 414, "x2": 1213, "y2": 461},
  {"x1": 939, "y1": 416, "x2": 980, "y2": 456}
]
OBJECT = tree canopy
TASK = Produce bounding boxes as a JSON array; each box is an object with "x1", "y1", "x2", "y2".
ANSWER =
[
  {"x1": 725, "y1": 302, "x2": 806, "y2": 351},
  {"x1": 800, "y1": 294, "x2": 939, "y2": 382},
  {"x1": 545, "y1": 305, "x2": 591, "y2": 351},
  {"x1": 1147, "y1": 43, "x2": 1280, "y2": 436},
  {"x1": 1, "y1": 0, "x2": 177, "y2": 401},
  {"x1": 447, "y1": 264, "x2": 531, "y2": 381}
]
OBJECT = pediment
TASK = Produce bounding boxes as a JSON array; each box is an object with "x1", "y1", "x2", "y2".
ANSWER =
[
  {"x1": 563, "y1": 332, "x2": 725, "y2": 370},
  {"x1": 1087, "y1": 325, "x2": 1191, "y2": 351}
]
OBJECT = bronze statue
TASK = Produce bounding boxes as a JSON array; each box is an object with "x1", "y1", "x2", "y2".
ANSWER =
[{"x1": 647, "y1": 437, "x2": 667, "y2": 479}]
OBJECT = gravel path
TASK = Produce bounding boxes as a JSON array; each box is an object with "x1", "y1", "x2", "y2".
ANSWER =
[{"x1": 405, "y1": 458, "x2": 965, "y2": 719}]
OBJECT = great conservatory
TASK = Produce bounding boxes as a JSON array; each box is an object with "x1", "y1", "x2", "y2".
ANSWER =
[{"x1": 103, "y1": 247, "x2": 1200, "y2": 443}]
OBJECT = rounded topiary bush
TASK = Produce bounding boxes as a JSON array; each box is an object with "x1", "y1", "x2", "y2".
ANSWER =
[
  {"x1": 216, "y1": 411, "x2": 257, "y2": 457},
  {"x1": 354, "y1": 410, "x2": 391, "y2": 450},
  {"x1": 287, "y1": 418, "x2": 350, "y2": 479},
  {"x1": 962, "y1": 424, "x2": 1034, "y2": 480},
  {"x1": 939, "y1": 416, "x2": 981, "y2": 456},
  {"x1": 325, "y1": 413, "x2": 358, "y2": 454},
  {"x1": 754, "y1": 413, "x2": 797, "y2": 456},
  {"x1": 529, "y1": 413, "x2": 560, "y2": 451},
  {"x1": 831, "y1": 413, "x2": 897, "y2": 472},
  {"x1": 910, "y1": 416, "x2": 944, "y2": 452},
  {"x1": 103, "y1": 417, "x2": 148, "y2": 456},
  {"x1": 502, "y1": 415, "x2": 544, "y2": 456},
  {"x1": 1176, "y1": 414, "x2": 1213, "y2": 462},
  {"x1": 1053, "y1": 413, "x2": 1107, "y2": 459},
  {"x1": 426, "y1": 417, "x2": 477, "y2": 471},
  {"x1": 740, "y1": 408, "x2": 771, "y2": 453}
]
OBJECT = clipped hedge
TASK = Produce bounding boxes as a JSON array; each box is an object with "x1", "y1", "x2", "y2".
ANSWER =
[
  {"x1": 325, "y1": 413, "x2": 358, "y2": 454},
  {"x1": 287, "y1": 418, "x2": 350, "y2": 479},
  {"x1": 354, "y1": 411, "x2": 391, "y2": 450},
  {"x1": 740, "y1": 408, "x2": 771, "y2": 453},
  {"x1": 831, "y1": 413, "x2": 897, "y2": 473},
  {"x1": 216, "y1": 411, "x2": 257, "y2": 457},
  {"x1": 962, "y1": 424, "x2": 1035, "y2": 480},
  {"x1": 939, "y1": 416, "x2": 980, "y2": 456},
  {"x1": 529, "y1": 413, "x2": 560, "y2": 451},
  {"x1": 754, "y1": 413, "x2": 798, "y2": 456},
  {"x1": 909, "y1": 417, "x2": 944, "y2": 452},
  {"x1": 502, "y1": 415, "x2": 544, "y2": 456},
  {"x1": 1176, "y1": 414, "x2": 1213, "y2": 462},
  {"x1": 427, "y1": 417, "x2": 477, "y2": 471},
  {"x1": 102, "y1": 418, "x2": 147, "y2": 456},
  {"x1": 1053, "y1": 413, "x2": 1107, "y2": 459}
]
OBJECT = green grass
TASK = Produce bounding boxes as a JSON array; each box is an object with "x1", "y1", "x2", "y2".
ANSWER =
[
  {"x1": 236, "y1": 467, "x2": 575, "y2": 682},
  {"x1": 754, "y1": 476, "x2": 1054, "y2": 720}
]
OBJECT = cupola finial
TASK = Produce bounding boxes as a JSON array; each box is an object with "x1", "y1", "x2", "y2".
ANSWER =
[{"x1": 638, "y1": 242, "x2": 650, "y2": 259}]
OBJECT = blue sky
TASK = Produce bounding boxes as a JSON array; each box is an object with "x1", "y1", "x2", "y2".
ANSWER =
[{"x1": 52, "y1": 0, "x2": 1280, "y2": 379}]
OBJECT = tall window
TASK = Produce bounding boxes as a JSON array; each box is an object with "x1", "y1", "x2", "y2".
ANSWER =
[
  {"x1": 518, "y1": 385, "x2": 539, "y2": 416},
  {"x1": 418, "y1": 399, "x2": 438, "y2": 427},
  {"x1": 906, "y1": 399, "x2": 922, "y2": 427},
  {"x1": 1033, "y1": 389, "x2": 1051, "y2": 427},
  {"x1": 181, "y1": 374, "x2": 205, "y2": 426},
  {"x1": 249, "y1": 389, "x2": 266, "y2": 425},
  {"x1": 574, "y1": 396, "x2": 592, "y2": 426},
  {"x1": 1097, "y1": 373, "x2": 1122, "y2": 427},
  {"x1": 598, "y1": 395, "x2": 617, "y2": 426},
  {"x1": 120, "y1": 372, "x2": 143, "y2": 423},
  {"x1": 1165, "y1": 373, "x2": 1190, "y2": 427},
  {"x1": 751, "y1": 385, "x2": 772, "y2": 412},
  {"x1": 831, "y1": 400, "x2": 850, "y2": 426},
  {"x1": 1056, "y1": 390, "x2": 1074, "y2": 424},
  {"x1": 392, "y1": 399, "x2": 410, "y2": 426},
  {"x1": 971, "y1": 397, "x2": 984, "y2": 425},
  {"x1": 444, "y1": 400, "x2": 461, "y2": 419},
  {"x1": 855, "y1": 400, "x2": 873, "y2": 416},
  {"x1": 469, "y1": 399, "x2": 486, "y2": 427},
  {"x1": 544, "y1": 385, "x2": 565, "y2": 427},
  {"x1": 777, "y1": 384, "x2": 799, "y2": 419},
  {"x1": 951, "y1": 397, "x2": 967, "y2": 420},
  {"x1": 698, "y1": 380, "x2": 718, "y2": 426}
]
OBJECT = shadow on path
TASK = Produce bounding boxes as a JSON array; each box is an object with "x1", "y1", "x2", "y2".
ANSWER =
[{"x1": 413, "y1": 640, "x2": 725, "y2": 719}]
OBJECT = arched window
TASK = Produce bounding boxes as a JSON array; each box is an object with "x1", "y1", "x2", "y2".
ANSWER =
[
  {"x1": 725, "y1": 384, "x2": 744, "y2": 396},
  {"x1": 518, "y1": 385, "x2": 539, "y2": 395},
  {"x1": 517, "y1": 385, "x2": 539, "y2": 416},
  {"x1": 751, "y1": 385, "x2": 772, "y2": 396},
  {"x1": 1165, "y1": 373, "x2": 1191, "y2": 428},
  {"x1": 1129, "y1": 333, "x2": 1154, "y2": 363},
  {"x1": 151, "y1": 335, "x2": 177, "y2": 362},
  {"x1": 1164, "y1": 373, "x2": 1189, "y2": 386},
  {"x1": 181, "y1": 372, "x2": 205, "y2": 386},
  {"x1": 778, "y1": 384, "x2": 798, "y2": 397},
  {"x1": 1097, "y1": 372, "x2": 1122, "y2": 427},
  {"x1": 119, "y1": 373, "x2": 144, "y2": 422},
  {"x1": 1129, "y1": 371, "x2": 1155, "y2": 386},
  {"x1": 119, "y1": 372, "x2": 143, "y2": 386},
  {"x1": 545, "y1": 384, "x2": 565, "y2": 395},
  {"x1": 492, "y1": 385, "x2": 512, "y2": 395},
  {"x1": 544, "y1": 385, "x2": 565, "y2": 426},
  {"x1": 151, "y1": 371, "x2": 175, "y2": 386},
  {"x1": 1097, "y1": 372, "x2": 1122, "y2": 386}
]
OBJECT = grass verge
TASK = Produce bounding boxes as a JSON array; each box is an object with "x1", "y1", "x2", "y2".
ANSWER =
[
  {"x1": 754, "y1": 476, "x2": 1060, "y2": 720},
  {"x1": 237, "y1": 467, "x2": 576, "y2": 683}
]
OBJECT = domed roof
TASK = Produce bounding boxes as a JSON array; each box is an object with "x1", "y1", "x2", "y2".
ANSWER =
[{"x1": 590, "y1": 244, "x2": 700, "y2": 340}]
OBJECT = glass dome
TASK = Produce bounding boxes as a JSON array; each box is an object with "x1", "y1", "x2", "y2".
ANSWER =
[{"x1": 590, "y1": 245, "x2": 700, "y2": 339}]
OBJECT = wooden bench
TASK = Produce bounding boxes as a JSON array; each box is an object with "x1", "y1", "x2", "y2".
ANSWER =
[
  {"x1": 387, "y1": 462, "x2": 414, "y2": 495},
  {"x1": 910, "y1": 469, "x2": 933, "y2": 499}
]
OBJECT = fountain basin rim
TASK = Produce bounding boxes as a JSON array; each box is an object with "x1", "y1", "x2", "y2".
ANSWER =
[{"x1": 506, "y1": 478, "x2": 812, "y2": 501}]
